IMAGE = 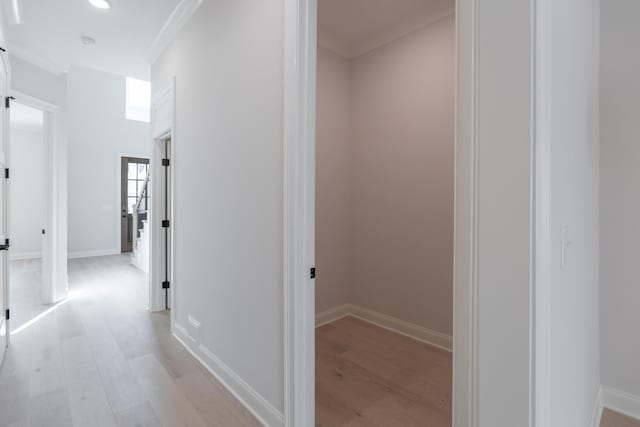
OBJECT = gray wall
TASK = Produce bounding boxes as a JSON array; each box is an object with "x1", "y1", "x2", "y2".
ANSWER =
[
  {"x1": 315, "y1": 15, "x2": 455, "y2": 337},
  {"x1": 315, "y1": 47, "x2": 352, "y2": 314},
  {"x1": 549, "y1": 0, "x2": 601, "y2": 425},
  {"x1": 151, "y1": 0, "x2": 285, "y2": 417},
  {"x1": 600, "y1": 0, "x2": 640, "y2": 399},
  {"x1": 350, "y1": 15, "x2": 454, "y2": 335}
]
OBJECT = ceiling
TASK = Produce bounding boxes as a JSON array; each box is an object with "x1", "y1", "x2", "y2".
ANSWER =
[
  {"x1": 2, "y1": 0, "x2": 181, "y2": 79},
  {"x1": 318, "y1": 0, "x2": 455, "y2": 58},
  {"x1": 11, "y1": 101, "x2": 43, "y2": 132}
]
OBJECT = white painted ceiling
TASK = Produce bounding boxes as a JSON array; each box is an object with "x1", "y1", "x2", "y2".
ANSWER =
[
  {"x1": 10, "y1": 101, "x2": 43, "y2": 132},
  {"x1": 318, "y1": 0, "x2": 455, "y2": 58},
  {"x1": 2, "y1": 0, "x2": 180, "y2": 79}
]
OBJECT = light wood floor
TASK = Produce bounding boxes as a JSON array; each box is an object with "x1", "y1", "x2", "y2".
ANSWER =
[
  {"x1": 0, "y1": 255, "x2": 260, "y2": 427},
  {"x1": 601, "y1": 409, "x2": 640, "y2": 427},
  {"x1": 316, "y1": 316, "x2": 452, "y2": 427}
]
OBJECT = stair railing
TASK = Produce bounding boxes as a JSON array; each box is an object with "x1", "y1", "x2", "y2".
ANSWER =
[{"x1": 132, "y1": 173, "x2": 150, "y2": 250}]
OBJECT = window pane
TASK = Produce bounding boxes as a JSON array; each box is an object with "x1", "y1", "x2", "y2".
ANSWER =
[
  {"x1": 128, "y1": 180, "x2": 137, "y2": 197},
  {"x1": 138, "y1": 163, "x2": 146, "y2": 180},
  {"x1": 128, "y1": 163, "x2": 137, "y2": 180},
  {"x1": 125, "y1": 77, "x2": 151, "y2": 123}
]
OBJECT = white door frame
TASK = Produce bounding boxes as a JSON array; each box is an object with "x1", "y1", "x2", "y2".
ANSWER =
[
  {"x1": 149, "y1": 80, "x2": 176, "y2": 331},
  {"x1": 0, "y1": 43, "x2": 10, "y2": 360},
  {"x1": 9, "y1": 90, "x2": 67, "y2": 306},
  {"x1": 283, "y1": 0, "x2": 551, "y2": 425}
]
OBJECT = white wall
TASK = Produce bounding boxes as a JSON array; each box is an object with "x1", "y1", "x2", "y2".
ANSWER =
[
  {"x1": 548, "y1": 1, "x2": 601, "y2": 425},
  {"x1": 9, "y1": 56, "x2": 67, "y2": 106},
  {"x1": 315, "y1": 47, "x2": 352, "y2": 314},
  {"x1": 600, "y1": 0, "x2": 640, "y2": 401},
  {"x1": 350, "y1": 15, "x2": 454, "y2": 336},
  {"x1": 67, "y1": 66, "x2": 150, "y2": 257},
  {"x1": 151, "y1": 0, "x2": 285, "y2": 422},
  {"x1": 9, "y1": 127, "x2": 44, "y2": 259},
  {"x1": 473, "y1": 1, "x2": 536, "y2": 423}
]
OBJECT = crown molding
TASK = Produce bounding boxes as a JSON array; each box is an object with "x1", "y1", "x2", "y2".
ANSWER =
[
  {"x1": 7, "y1": 44, "x2": 68, "y2": 75},
  {"x1": 319, "y1": 7, "x2": 455, "y2": 60},
  {"x1": 147, "y1": 0, "x2": 204, "y2": 64}
]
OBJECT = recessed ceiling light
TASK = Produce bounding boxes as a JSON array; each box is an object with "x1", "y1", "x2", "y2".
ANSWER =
[
  {"x1": 88, "y1": 0, "x2": 111, "y2": 9},
  {"x1": 81, "y1": 35, "x2": 96, "y2": 45}
]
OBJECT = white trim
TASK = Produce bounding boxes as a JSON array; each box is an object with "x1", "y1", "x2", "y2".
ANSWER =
[
  {"x1": 315, "y1": 304, "x2": 350, "y2": 328},
  {"x1": 173, "y1": 325, "x2": 284, "y2": 427},
  {"x1": 67, "y1": 248, "x2": 120, "y2": 259},
  {"x1": 316, "y1": 304, "x2": 453, "y2": 352},
  {"x1": 601, "y1": 387, "x2": 640, "y2": 424},
  {"x1": 147, "y1": 0, "x2": 204, "y2": 64},
  {"x1": 590, "y1": 387, "x2": 604, "y2": 427},
  {"x1": 534, "y1": 0, "x2": 552, "y2": 425},
  {"x1": 283, "y1": 0, "x2": 317, "y2": 426},
  {"x1": 10, "y1": 252, "x2": 41, "y2": 261},
  {"x1": 452, "y1": 0, "x2": 478, "y2": 425},
  {"x1": 149, "y1": 80, "x2": 175, "y2": 324},
  {"x1": 350, "y1": 305, "x2": 453, "y2": 352},
  {"x1": 6, "y1": 44, "x2": 67, "y2": 76}
]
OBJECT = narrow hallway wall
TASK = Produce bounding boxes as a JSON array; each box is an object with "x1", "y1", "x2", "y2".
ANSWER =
[
  {"x1": 600, "y1": 0, "x2": 640, "y2": 404},
  {"x1": 316, "y1": 47, "x2": 352, "y2": 314}
]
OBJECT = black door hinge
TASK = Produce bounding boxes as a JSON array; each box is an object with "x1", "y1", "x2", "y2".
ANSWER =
[
  {"x1": 161, "y1": 219, "x2": 170, "y2": 228},
  {"x1": 5, "y1": 96, "x2": 14, "y2": 109},
  {"x1": 162, "y1": 158, "x2": 170, "y2": 167},
  {"x1": 42, "y1": 229, "x2": 46, "y2": 235},
  {"x1": 0, "y1": 238, "x2": 10, "y2": 251},
  {"x1": 162, "y1": 281, "x2": 170, "y2": 289},
  {"x1": 4, "y1": 168, "x2": 8, "y2": 179},
  {"x1": 5, "y1": 309, "x2": 9, "y2": 320},
  {"x1": 310, "y1": 267, "x2": 316, "y2": 279}
]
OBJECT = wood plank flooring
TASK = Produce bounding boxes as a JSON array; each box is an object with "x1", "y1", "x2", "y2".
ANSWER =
[
  {"x1": 316, "y1": 316, "x2": 452, "y2": 427},
  {"x1": 0, "y1": 255, "x2": 260, "y2": 427},
  {"x1": 601, "y1": 409, "x2": 640, "y2": 427}
]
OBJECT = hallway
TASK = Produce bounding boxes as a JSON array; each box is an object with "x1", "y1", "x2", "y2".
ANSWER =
[{"x1": 0, "y1": 255, "x2": 259, "y2": 427}]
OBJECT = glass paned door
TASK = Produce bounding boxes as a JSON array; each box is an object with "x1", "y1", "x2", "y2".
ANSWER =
[{"x1": 121, "y1": 157, "x2": 149, "y2": 253}]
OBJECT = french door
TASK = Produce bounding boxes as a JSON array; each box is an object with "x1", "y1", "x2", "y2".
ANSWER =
[{"x1": 121, "y1": 157, "x2": 149, "y2": 253}]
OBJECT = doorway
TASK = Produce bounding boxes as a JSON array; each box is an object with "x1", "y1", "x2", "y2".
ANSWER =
[
  {"x1": 120, "y1": 156, "x2": 149, "y2": 253},
  {"x1": 314, "y1": 1, "x2": 455, "y2": 424},
  {"x1": 8, "y1": 101, "x2": 47, "y2": 335}
]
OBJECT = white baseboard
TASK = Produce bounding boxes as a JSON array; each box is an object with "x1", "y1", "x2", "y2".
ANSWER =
[
  {"x1": 315, "y1": 304, "x2": 351, "y2": 327},
  {"x1": 173, "y1": 323, "x2": 284, "y2": 427},
  {"x1": 591, "y1": 387, "x2": 604, "y2": 427},
  {"x1": 601, "y1": 386, "x2": 640, "y2": 423},
  {"x1": 316, "y1": 303, "x2": 453, "y2": 352},
  {"x1": 67, "y1": 248, "x2": 121, "y2": 259},
  {"x1": 10, "y1": 252, "x2": 42, "y2": 261}
]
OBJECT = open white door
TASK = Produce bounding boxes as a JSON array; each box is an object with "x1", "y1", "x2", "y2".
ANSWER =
[{"x1": 0, "y1": 45, "x2": 10, "y2": 365}]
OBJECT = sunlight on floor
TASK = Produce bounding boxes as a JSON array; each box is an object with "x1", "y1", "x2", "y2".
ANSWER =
[{"x1": 11, "y1": 297, "x2": 70, "y2": 335}]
